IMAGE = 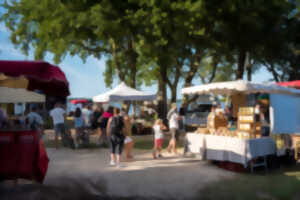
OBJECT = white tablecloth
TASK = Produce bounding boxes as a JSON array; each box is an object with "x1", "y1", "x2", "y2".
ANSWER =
[
  {"x1": 185, "y1": 133, "x2": 206, "y2": 159},
  {"x1": 185, "y1": 133, "x2": 276, "y2": 167}
]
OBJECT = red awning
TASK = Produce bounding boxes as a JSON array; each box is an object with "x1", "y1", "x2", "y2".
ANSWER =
[
  {"x1": 69, "y1": 99, "x2": 90, "y2": 104},
  {"x1": 277, "y1": 80, "x2": 300, "y2": 89},
  {"x1": 0, "y1": 60, "x2": 70, "y2": 97}
]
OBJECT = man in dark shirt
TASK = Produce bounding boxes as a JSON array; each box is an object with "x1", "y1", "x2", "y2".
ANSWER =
[
  {"x1": 179, "y1": 102, "x2": 187, "y2": 131},
  {"x1": 179, "y1": 102, "x2": 187, "y2": 116}
]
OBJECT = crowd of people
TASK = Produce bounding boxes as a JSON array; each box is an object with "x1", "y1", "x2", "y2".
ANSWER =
[
  {"x1": 45, "y1": 102, "x2": 187, "y2": 167},
  {"x1": 0, "y1": 101, "x2": 187, "y2": 167},
  {"x1": 0, "y1": 105, "x2": 45, "y2": 136}
]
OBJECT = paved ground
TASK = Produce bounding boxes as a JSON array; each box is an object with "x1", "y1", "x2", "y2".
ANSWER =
[
  {"x1": 44, "y1": 147, "x2": 235, "y2": 199},
  {"x1": 1, "y1": 132, "x2": 236, "y2": 200}
]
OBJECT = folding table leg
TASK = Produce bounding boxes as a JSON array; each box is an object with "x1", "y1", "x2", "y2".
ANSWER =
[{"x1": 250, "y1": 156, "x2": 268, "y2": 173}]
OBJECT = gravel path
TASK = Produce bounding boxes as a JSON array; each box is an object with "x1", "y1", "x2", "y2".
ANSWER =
[
  {"x1": 1, "y1": 132, "x2": 235, "y2": 199},
  {"x1": 43, "y1": 147, "x2": 235, "y2": 199}
]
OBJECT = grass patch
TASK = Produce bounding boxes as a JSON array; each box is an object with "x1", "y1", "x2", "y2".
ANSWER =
[
  {"x1": 43, "y1": 139, "x2": 61, "y2": 148},
  {"x1": 134, "y1": 137, "x2": 184, "y2": 150},
  {"x1": 197, "y1": 166, "x2": 300, "y2": 200}
]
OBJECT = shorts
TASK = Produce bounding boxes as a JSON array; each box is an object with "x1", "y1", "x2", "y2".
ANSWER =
[
  {"x1": 54, "y1": 123, "x2": 65, "y2": 137},
  {"x1": 124, "y1": 136, "x2": 133, "y2": 144},
  {"x1": 170, "y1": 128, "x2": 179, "y2": 141},
  {"x1": 154, "y1": 138, "x2": 163, "y2": 148}
]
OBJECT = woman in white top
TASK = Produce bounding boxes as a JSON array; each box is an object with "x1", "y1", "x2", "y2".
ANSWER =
[{"x1": 167, "y1": 103, "x2": 180, "y2": 154}]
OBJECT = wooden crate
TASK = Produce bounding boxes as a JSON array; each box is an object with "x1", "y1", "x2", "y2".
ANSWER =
[
  {"x1": 207, "y1": 114, "x2": 228, "y2": 130},
  {"x1": 237, "y1": 107, "x2": 261, "y2": 139}
]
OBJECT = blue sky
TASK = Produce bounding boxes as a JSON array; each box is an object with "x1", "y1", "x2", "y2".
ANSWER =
[{"x1": 0, "y1": 22, "x2": 273, "y2": 99}]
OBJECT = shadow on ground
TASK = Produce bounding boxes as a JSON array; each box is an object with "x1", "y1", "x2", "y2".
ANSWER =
[
  {"x1": 196, "y1": 163, "x2": 300, "y2": 200},
  {"x1": 0, "y1": 177, "x2": 169, "y2": 200}
]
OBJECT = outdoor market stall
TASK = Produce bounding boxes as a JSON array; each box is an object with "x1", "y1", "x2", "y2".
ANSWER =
[
  {"x1": 182, "y1": 80, "x2": 300, "y2": 171},
  {"x1": 93, "y1": 82, "x2": 156, "y2": 134},
  {"x1": 93, "y1": 82, "x2": 156, "y2": 102},
  {"x1": 0, "y1": 60, "x2": 70, "y2": 183}
]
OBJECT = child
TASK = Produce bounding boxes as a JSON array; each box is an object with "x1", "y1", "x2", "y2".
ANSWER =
[{"x1": 152, "y1": 119, "x2": 167, "y2": 159}]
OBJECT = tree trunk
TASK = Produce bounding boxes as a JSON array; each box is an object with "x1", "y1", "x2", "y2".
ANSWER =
[
  {"x1": 208, "y1": 57, "x2": 218, "y2": 83},
  {"x1": 157, "y1": 64, "x2": 168, "y2": 122},
  {"x1": 128, "y1": 40, "x2": 137, "y2": 88},
  {"x1": 247, "y1": 66, "x2": 252, "y2": 81},
  {"x1": 170, "y1": 86, "x2": 177, "y2": 103},
  {"x1": 183, "y1": 50, "x2": 204, "y2": 105},
  {"x1": 166, "y1": 62, "x2": 181, "y2": 104},
  {"x1": 288, "y1": 57, "x2": 300, "y2": 81},
  {"x1": 236, "y1": 49, "x2": 246, "y2": 80},
  {"x1": 265, "y1": 63, "x2": 279, "y2": 82},
  {"x1": 245, "y1": 52, "x2": 252, "y2": 81},
  {"x1": 125, "y1": 39, "x2": 138, "y2": 114}
]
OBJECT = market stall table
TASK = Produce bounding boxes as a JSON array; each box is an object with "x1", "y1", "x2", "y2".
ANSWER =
[
  {"x1": 0, "y1": 130, "x2": 49, "y2": 183},
  {"x1": 184, "y1": 133, "x2": 206, "y2": 159},
  {"x1": 185, "y1": 133, "x2": 276, "y2": 168}
]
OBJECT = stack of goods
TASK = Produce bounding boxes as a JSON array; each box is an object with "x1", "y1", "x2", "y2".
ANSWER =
[
  {"x1": 207, "y1": 112, "x2": 228, "y2": 134},
  {"x1": 216, "y1": 127, "x2": 228, "y2": 136},
  {"x1": 237, "y1": 107, "x2": 261, "y2": 139},
  {"x1": 214, "y1": 127, "x2": 237, "y2": 137},
  {"x1": 232, "y1": 93, "x2": 247, "y2": 119}
]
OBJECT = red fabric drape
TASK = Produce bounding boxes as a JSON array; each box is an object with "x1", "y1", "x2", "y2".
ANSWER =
[{"x1": 0, "y1": 130, "x2": 49, "y2": 183}]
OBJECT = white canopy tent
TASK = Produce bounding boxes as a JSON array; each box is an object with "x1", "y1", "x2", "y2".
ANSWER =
[
  {"x1": 93, "y1": 82, "x2": 156, "y2": 102},
  {"x1": 0, "y1": 87, "x2": 45, "y2": 103},
  {"x1": 181, "y1": 80, "x2": 300, "y2": 96}
]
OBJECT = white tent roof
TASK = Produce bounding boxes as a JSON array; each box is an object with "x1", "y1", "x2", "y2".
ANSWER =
[
  {"x1": 93, "y1": 82, "x2": 156, "y2": 102},
  {"x1": 0, "y1": 87, "x2": 45, "y2": 103},
  {"x1": 181, "y1": 80, "x2": 300, "y2": 96}
]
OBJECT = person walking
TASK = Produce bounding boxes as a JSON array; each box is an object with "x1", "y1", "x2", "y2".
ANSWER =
[
  {"x1": 122, "y1": 110, "x2": 134, "y2": 160},
  {"x1": 82, "y1": 104, "x2": 92, "y2": 130},
  {"x1": 50, "y1": 103, "x2": 67, "y2": 149},
  {"x1": 91, "y1": 105, "x2": 104, "y2": 145},
  {"x1": 106, "y1": 107, "x2": 125, "y2": 167},
  {"x1": 99, "y1": 106, "x2": 114, "y2": 145},
  {"x1": 152, "y1": 119, "x2": 167, "y2": 159},
  {"x1": 167, "y1": 103, "x2": 180, "y2": 154}
]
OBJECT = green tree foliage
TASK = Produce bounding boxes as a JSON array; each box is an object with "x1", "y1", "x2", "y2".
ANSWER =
[
  {"x1": 202, "y1": 0, "x2": 295, "y2": 79},
  {"x1": 1, "y1": 0, "x2": 299, "y2": 119}
]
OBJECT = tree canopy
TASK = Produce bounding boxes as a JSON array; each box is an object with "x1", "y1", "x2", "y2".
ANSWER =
[{"x1": 1, "y1": 0, "x2": 300, "y2": 118}]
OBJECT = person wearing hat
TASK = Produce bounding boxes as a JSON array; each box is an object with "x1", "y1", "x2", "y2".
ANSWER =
[{"x1": 167, "y1": 103, "x2": 180, "y2": 154}]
